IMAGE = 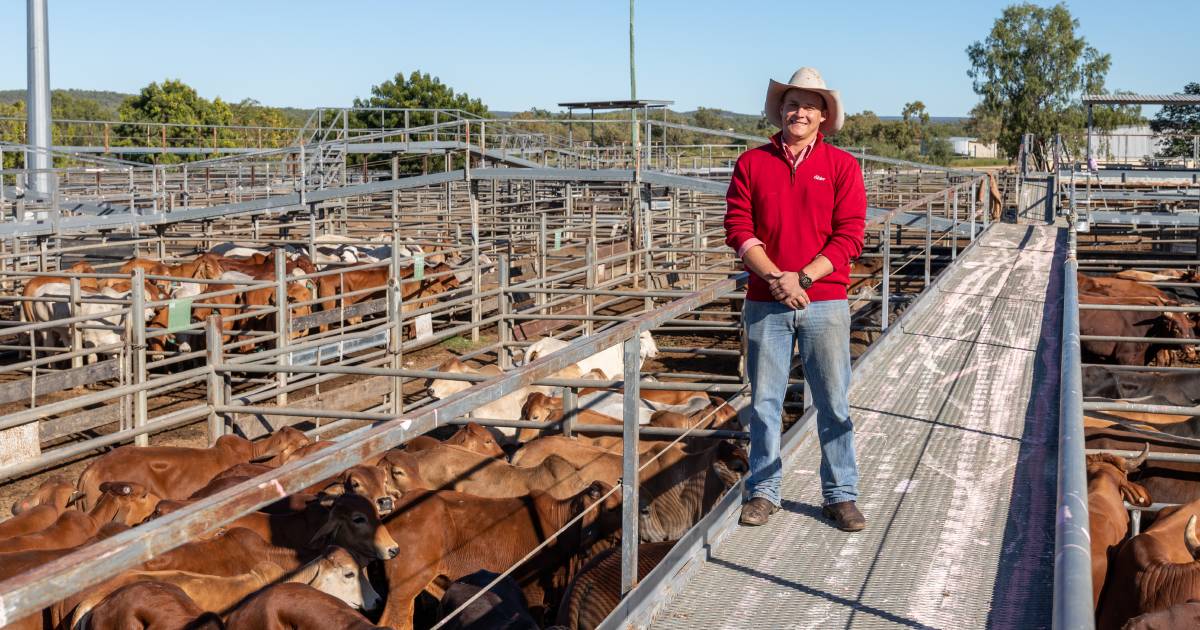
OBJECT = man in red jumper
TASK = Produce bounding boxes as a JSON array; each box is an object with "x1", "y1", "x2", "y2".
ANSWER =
[{"x1": 725, "y1": 67, "x2": 868, "y2": 530}]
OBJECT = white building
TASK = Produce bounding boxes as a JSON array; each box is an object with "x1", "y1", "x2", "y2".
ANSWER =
[{"x1": 947, "y1": 136, "x2": 999, "y2": 159}]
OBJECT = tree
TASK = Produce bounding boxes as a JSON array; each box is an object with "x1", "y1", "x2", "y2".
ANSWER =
[
  {"x1": 116, "y1": 79, "x2": 234, "y2": 163},
  {"x1": 351, "y1": 71, "x2": 488, "y2": 130},
  {"x1": 966, "y1": 3, "x2": 1127, "y2": 170},
  {"x1": 1151, "y1": 83, "x2": 1200, "y2": 160},
  {"x1": 901, "y1": 100, "x2": 930, "y2": 144},
  {"x1": 693, "y1": 107, "x2": 727, "y2": 131}
]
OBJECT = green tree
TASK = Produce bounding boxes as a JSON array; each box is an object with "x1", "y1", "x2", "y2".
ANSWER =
[
  {"x1": 901, "y1": 100, "x2": 929, "y2": 145},
  {"x1": 116, "y1": 79, "x2": 234, "y2": 163},
  {"x1": 692, "y1": 107, "x2": 727, "y2": 131},
  {"x1": 352, "y1": 71, "x2": 488, "y2": 130},
  {"x1": 1151, "y1": 83, "x2": 1200, "y2": 160},
  {"x1": 0, "y1": 100, "x2": 25, "y2": 169},
  {"x1": 966, "y1": 3, "x2": 1125, "y2": 169}
]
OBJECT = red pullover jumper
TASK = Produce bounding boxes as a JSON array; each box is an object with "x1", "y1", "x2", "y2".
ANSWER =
[{"x1": 724, "y1": 132, "x2": 868, "y2": 303}]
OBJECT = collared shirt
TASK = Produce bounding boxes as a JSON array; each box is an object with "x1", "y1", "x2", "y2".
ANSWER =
[{"x1": 736, "y1": 134, "x2": 817, "y2": 258}]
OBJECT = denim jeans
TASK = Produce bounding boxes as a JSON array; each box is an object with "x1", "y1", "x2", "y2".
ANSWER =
[{"x1": 742, "y1": 298, "x2": 857, "y2": 506}]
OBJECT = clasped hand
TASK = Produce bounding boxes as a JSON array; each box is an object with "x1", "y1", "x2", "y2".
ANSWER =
[{"x1": 766, "y1": 271, "x2": 809, "y2": 310}]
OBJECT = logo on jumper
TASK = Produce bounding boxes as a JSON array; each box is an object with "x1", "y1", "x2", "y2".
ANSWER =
[{"x1": 813, "y1": 174, "x2": 827, "y2": 181}]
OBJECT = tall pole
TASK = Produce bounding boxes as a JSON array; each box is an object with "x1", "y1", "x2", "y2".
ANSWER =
[
  {"x1": 26, "y1": 0, "x2": 54, "y2": 198},
  {"x1": 629, "y1": 0, "x2": 639, "y2": 175}
]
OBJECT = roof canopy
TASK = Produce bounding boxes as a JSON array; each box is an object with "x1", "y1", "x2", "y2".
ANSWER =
[
  {"x1": 558, "y1": 99, "x2": 674, "y2": 110},
  {"x1": 1083, "y1": 94, "x2": 1200, "y2": 106}
]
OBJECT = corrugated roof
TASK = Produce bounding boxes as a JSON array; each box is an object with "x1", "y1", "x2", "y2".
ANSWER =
[{"x1": 1083, "y1": 94, "x2": 1200, "y2": 105}]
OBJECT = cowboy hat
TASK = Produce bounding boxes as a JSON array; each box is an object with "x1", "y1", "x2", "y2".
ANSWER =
[{"x1": 764, "y1": 67, "x2": 844, "y2": 135}]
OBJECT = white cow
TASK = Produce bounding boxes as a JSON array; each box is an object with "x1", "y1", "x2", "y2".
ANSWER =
[
  {"x1": 426, "y1": 357, "x2": 585, "y2": 438},
  {"x1": 27, "y1": 284, "x2": 155, "y2": 363},
  {"x1": 522, "y1": 330, "x2": 659, "y2": 379}
]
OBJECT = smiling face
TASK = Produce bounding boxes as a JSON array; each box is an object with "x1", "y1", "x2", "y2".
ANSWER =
[{"x1": 779, "y1": 88, "x2": 827, "y2": 144}]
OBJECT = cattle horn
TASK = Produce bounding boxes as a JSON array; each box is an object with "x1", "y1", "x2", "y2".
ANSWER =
[
  {"x1": 1187, "y1": 515, "x2": 1200, "y2": 558},
  {"x1": 1125, "y1": 444, "x2": 1150, "y2": 471}
]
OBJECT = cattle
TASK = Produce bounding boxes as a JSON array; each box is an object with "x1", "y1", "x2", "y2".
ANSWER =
[
  {"x1": 75, "y1": 427, "x2": 310, "y2": 509},
  {"x1": 323, "y1": 464, "x2": 402, "y2": 516},
  {"x1": 24, "y1": 281, "x2": 160, "y2": 364},
  {"x1": 70, "y1": 545, "x2": 378, "y2": 627},
  {"x1": 1123, "y1": 601, "x2": 1200, "y2": 629},
  {"x1": 119, "y1": 253, "x2": 224, "y2": 296},
  {"x1": 1, "y1": 478, "x2": 76, "y2": 541},
  {"x1": 1079, "y1": 295, "x2": 1195, "y2": 366},
  {"x1": 0, "y1": 481, "x2": 160, "y2": 553},
  {"x1": 1115, "y1": 269, "x2": 1190, "y2": 283},
  {"x1": 521, "y1": 331, "x2": 659, "y2": 379},
  {"x1": 437, "y1": 570, "x2": 539, "y2": 630},
  {"x1": 1087, "y1": 427, "x2": 1200, "y2": 505},
  {"x1": 140, "y1": 527, "x2": 308, "y2": 577},
  {"x1": 555, "y1": 541, "x2": 674, "y2": 630},
  {"x1": 19, "y1": 262, "x2": 100, "y2": 323},
  {"x1": 401, "y1": 423, "x2": 506, "y2": 459},
  {"x1": 220, "y1": 493, "x2": 400, "y2": 563},
  {"x1": 1080, "y1": 273, "x2": 1182, "y2": 303},
  {"x1": 378, "y1": 444, "x2": 585, "y2": 500},
  {"x1": 1087, "y1": 447, "x2": 1151, "y2": 609},
  {"x1": 518, "y1": 394, "x2": 732, "y2": 447},
  {"x1": 1084, "y1": 366, "x2": 1200, "y2": 407},
  {"x1": 82, "y1": 581, "x2": 224, "y2": 630},
  {"x1": 1085, "y1": 406, "x2": 1200, "y2": 440},
  {"x1": 147, "y1": 282, "x2": 245, "y2": 358},
  {"x1": 1097, "y1": 500, "x2": 1200, "y2": 629},
  {"x1": 426, "y1": 359, "x2": 584, "y2": 436},
  {"x1": 224, "y1": 583, "x2": 386, "y2": 630},
  {"x1": 374, "y1": 481, "x2": 621, "y2": 628},
  {"x1": 314, "y1": 265, "x2": 457, "y2": 329}
]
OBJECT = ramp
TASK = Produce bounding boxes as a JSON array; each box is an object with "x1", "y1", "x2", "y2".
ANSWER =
[{"x1": 644, "y1": 224, "x2": 1065, "y2": 629}]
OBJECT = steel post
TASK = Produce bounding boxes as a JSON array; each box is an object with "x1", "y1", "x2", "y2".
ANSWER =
[
  {"x1": 205, "y1": 316, "x2": 225, "y2": 445},
  {"x1": 274, "y1": 250, "x2": 289, "y2": 407},
  {"x1": 498, "y1": 254, "x2": 512, "y2": 370},
  {"x1": 881, "y1": 219, "x2": 891, "y2": 331},
  {"x1": 25, "y1": 0, "x2": 53, "y2": 198},
  {"x1": 620, "y1": 333, "x2": 641, "y2": 595},
  {"x1": 131, "y1": 268, "x2": 148, "y2": 447}
]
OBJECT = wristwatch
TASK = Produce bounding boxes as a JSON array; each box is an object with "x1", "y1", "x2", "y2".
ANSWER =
[{"x1": 798, "y1": 272, "x2": 814, "y2": 290}]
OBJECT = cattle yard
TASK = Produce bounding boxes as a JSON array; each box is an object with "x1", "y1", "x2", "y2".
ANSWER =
[{"x1": 0, "y1": 107, "x2": 1016, "y2": 630}]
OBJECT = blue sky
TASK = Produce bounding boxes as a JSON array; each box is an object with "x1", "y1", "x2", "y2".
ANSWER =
[{"x1": 1, "y1": 0, "x2": 1195, "y2": 117}]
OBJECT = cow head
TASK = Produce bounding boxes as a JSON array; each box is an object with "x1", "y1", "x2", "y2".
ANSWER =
[
  {"x1": 571, "y1": 481, "x2": 622, "y2": 548},
  {"x1": 328, "y1": 464, "x2": 401, "y2": 517},
  {"x1": 1086, "y1": 444, "x2": 1152, "y2": 507},
  {"x1": 251, "y1": 426, "x2": 311, "y2": 463},
  {"x1": 94, "y1": 481, "x2": 162, "y2": 525},
  {"x1": 449, "y1": 422, "x2": 505, "y2": 459},
  {"x1": 427, "y1": 358, "x2": 476, "y2": 399},
  {"x1": 309, "y1": 494, "x2": 399, "y2": 562},
  {"x1": 377, "y1": 449, "x2": 427, "y2": 495},
  {"x1": 12, "y1": 476, "x2": 75, "y2": 515},
  {"x1": 521, "y1": 392, "x2": 559, "y2": 424},
  {"x1": 299, "y1": 546, "x2": 382, "y2": 611},
  {"x1": 1163, "y1": 311, "x2": 1198, "y2": 361}
]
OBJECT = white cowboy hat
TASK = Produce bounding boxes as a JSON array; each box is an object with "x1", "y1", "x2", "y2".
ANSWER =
[{"x1": 764, "y1": 67, "x2": 844, "y2": 135}]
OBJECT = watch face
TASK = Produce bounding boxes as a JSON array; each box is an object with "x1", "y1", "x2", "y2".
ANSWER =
[{"x1": 800, "y1": 274, "x2": 813, "y2": 289}]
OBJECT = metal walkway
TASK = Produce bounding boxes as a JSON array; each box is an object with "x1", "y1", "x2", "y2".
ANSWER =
[{"x1": 647, "y1": 224, "x2": 1065, "y2": 630}]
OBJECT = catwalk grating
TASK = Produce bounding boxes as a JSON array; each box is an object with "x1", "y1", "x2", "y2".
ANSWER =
[{"x1": 650, "y1": 224, "x2": 1064, "y2": 630}]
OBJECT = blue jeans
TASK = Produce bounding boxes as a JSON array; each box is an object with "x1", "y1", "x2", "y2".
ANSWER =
[{"x1": 742, "y1": 298, "x2": 857, "y2": 506}]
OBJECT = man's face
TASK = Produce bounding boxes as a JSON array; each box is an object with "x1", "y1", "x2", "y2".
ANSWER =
[{"x1": 779, "y1": 89, "x2": 827, "y2": 140}]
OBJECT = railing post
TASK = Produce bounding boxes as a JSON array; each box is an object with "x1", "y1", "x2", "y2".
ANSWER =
[
  {"x1": 388, "y1": 231, "x2": 404, "y2": 414},
  {"x1": 983, "y1": 177, "x2": 991, "y2": 229},
  {"x1": 205, "y1": 315, "x2": 225, "y2": 445},
  {"x1": 498, "y1": 254, "x2": 512, "y2": 370},
  {"x1": 951, "y1": 189, "x2": 958, "y2": 260},
  {"x1": 562, "y1": 384, "x2": 577, "y2": 438},
  {"x1": 131, "y1": 268, "x2": 148, "y2": 447},
  {"x1": 470, "y1": 182, "x2": 482, "y2": 343},
  {"x1": 620, "y1": 332, "x2": 642, "y2": 595},
  {"x1": 585, "y1": 241, "x2": 596, "y2": 336},
  {"x1": 69, "y1": 277, "x2": 82, "y2": 370},
  {"x1": 970, "y1": 179, "x2": 978, "y2": 240},
  {"x1": 925, "y1": 199, "x2": 932, "y2": 287},
  {"x1": 538, "y1": 213, "x2": 547, "y2": 308},
  {"x1": 881, "y1": 219, "x2": 891, "y2": 331},
  {"x1": 274, "y1": 250, "x2": 289, "y2": 407}
]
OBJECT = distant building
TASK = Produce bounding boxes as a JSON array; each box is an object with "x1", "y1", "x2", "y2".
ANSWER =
[
  {"x1": 1091, "y1": 125, "x2": 1166, "y2": 164},
  {"x1": 947, "y1": 136, "x2": 999, "y2": 159}
]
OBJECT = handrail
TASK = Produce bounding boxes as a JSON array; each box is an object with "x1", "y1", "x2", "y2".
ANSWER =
[{"x1": 1052, "y1": 249, "x2": 1094, "y2": 629}]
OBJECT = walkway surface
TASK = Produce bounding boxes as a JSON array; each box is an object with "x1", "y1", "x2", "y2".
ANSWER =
[{"x1": 651, "y1": 223, "x2": 1065, "y2": 630}]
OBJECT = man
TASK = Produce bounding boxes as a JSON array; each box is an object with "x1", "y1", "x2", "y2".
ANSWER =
[{"x1": 724, "y1": 67, "x2": 867, "y2": 531}]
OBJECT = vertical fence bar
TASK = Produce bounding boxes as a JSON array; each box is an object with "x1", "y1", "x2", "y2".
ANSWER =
[
  {"x1": 69, "y1": 277, "x2": 82, "y2": 370},
  {"x1": 970, "y1": 179, "x2": 978, "y2": 240},
  {"x1": 951, "y1": 189, "x2": 959, "y2": 259},
  {"x1": 881, "y1": 219, "x2": 891, "y2": 331},
  {"x1": 620, "y1": 332, "x2": 641, "y2": 595},
  {"x1": 205, "y1": 315, "x2": 225, "y2": 445},
  {"x1": 498, "y1": 254, "x2": 512, "y2": 370},
  {"x1": 585, "y1": 242, "x2": 596, "y2": 336},
  {"x1": 274, "y1": 250, "x2": 289, "y2": 407},
  {"x1": 470, "y1": 182, "x2": 482, "y2": 343},
  {"x1": 131, "y1": 268, "x2": 148, "y2": 447},
  {"x1": 925, "y1": 199, "x2": 932, "y2": 287}
]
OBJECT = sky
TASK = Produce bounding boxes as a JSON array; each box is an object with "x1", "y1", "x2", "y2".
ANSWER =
[{"x1": 2, "y1": 0, "x2": 1196, "y2": 118}]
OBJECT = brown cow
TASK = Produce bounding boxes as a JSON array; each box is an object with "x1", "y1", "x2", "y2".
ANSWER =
[
  {"x1": 225, "y1": 582, "x2": 385, "y2": 630},
  {"x1": 147, "y1": 282, "x2": 244, "y2": 358},
  {"x1": 1079, "y1": 295, "x2": 1195, "y2": 366},
  {"x1": 76, "y1": 427, "x2": 310, "y2": 508},
  {"x1": 374, "y1": 481, "x2": 620, "y2": 628},
  {"x1": 1087, "y1": 447, "x2": 1151, "y2": 609},
  {"x1": 0, "y1": 481, "x2": 160, "y2": 553},
  {"x1": 556, "y1": 541, "x2": 674, "y2": 630},
  {"x1": 141, "y1": 527, "x2": 307, "y2": 576},
  {"x1": 221, "y1": 493, "x2": 399, "y2": 563},
  {"x1": 10, "y1": 476, "x2": 76, "y2": 515},
  {"x1": 402, "y1": 424, "x2": 506, "y2": 459},
  {"x1": 315, "y1": 266, "x2": 454, "y2": 329},
  {"x1": 1097, "y1": 499, "x2": 1200, "y2": 629},
  {"x1": 1, "y1": 478, "x2": 77, "y2": 541},
  {"x1": 381, "y1": 443, "x2": 586, "y2": 499},
  {"x1": 1123, "y1": 601, "x2": 1200, "y2": 629},
  {"x1": 19, "y1": 261, "x2": 99, "y2": 323},
  {"x1": 323, "y1": 464, "x2": 402, "y2": 516},
  {"x1": 83, "y1": 581, "x2": 224, "y2": 630},
  {"x1": 1087, "y1": 427, "x2": 1200, "y2": 505}
]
